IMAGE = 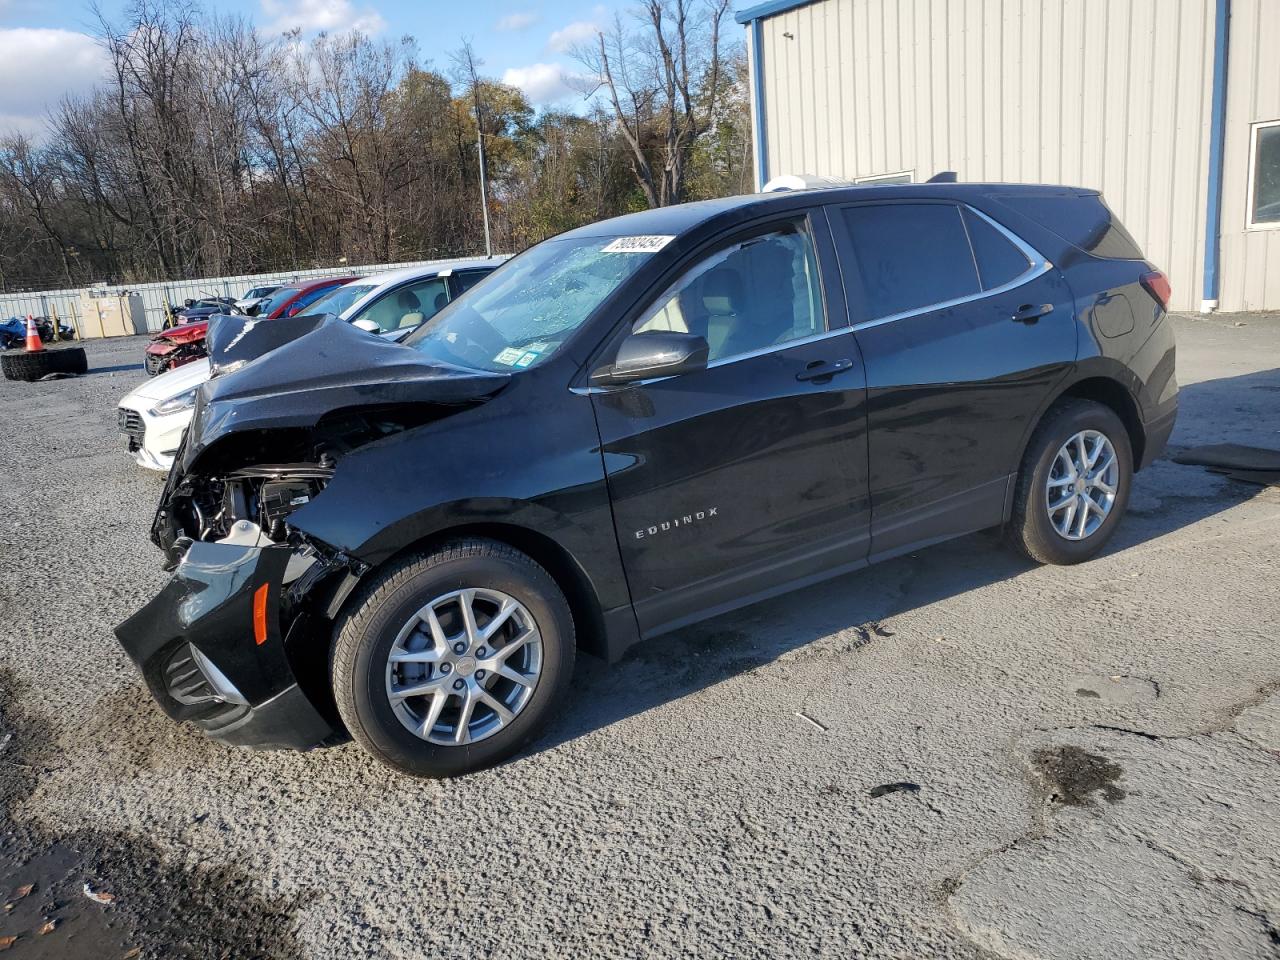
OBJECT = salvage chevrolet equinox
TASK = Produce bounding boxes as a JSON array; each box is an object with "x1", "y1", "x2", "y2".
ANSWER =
[{"x1": 117, "y1": 183, "x2": 1178, "y2": 777}]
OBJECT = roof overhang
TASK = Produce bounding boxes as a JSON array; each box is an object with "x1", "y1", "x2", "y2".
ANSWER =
[{"x1": 734, "y1": 0, "x2": 820, "y2": 24}]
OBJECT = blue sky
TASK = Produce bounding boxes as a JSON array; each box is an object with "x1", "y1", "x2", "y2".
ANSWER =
[{"x1": 0, "y1": 0, "x2": 749, "y2": 137}]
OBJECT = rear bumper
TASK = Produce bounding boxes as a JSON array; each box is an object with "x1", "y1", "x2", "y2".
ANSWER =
[
  {"x1": 1140, "y1": 401, "x2": 1178, "y2": 470},
  {"x1": 114, "y1": 541, "x2": 334, "y2": 751}
]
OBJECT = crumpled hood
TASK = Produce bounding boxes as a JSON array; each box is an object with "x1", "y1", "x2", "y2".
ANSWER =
[
  {"x1": 206, "y1": 312, "x2": 328, "y2": 377},
  {"x1": 181, "y1": 314, "x2": 510, "y2": 470},
  {"x1": 153, "y1": 320, "x2": 210, "y2": 343}
]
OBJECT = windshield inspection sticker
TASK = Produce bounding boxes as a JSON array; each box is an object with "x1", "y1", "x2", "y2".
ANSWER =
[
  {"x1": 514, "y1": 351, "x2": 539, "y2": 368},
  {"x1": 602, "y1": 235, "x2": 676, "y2": 254},
  {"x1": 493, "y1": 347, "x2": 524, "y2": 366}
]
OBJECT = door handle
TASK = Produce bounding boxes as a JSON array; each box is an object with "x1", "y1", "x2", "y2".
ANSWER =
[
  {"x1": 1012, "y1": 303, "x2": 1053, "y2": 324},
  {"x1": 796, "y1": 358, "x2": 854, "y2": 382}
]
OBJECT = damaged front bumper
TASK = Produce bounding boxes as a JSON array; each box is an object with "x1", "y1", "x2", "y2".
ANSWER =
[{"x1": 115, "y1": 540, "x2": 336, "y2": 750}]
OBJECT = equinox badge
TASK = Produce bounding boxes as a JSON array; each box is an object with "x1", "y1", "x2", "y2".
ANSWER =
[{"x1": 635, "y1": 507, "x2": 718, "y2": 539}]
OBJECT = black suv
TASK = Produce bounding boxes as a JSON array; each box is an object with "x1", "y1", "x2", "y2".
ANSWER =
[{"x1": 117, "y1": 183, "x2": 1177, "y2": 777}]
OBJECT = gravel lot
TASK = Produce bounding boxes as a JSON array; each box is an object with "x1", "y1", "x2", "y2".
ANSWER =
[{"x1": 1, "y1": 315, "x2": 1278, "y2": 960}]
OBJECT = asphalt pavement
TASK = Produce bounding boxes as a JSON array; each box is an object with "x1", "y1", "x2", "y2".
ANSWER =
[{"x1": 0, "y1": 314, "x2": 1277, "y2": 959}]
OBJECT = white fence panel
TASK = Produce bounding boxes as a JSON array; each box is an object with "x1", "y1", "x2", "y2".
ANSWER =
[{"x1": 0, "y1": 255, "x2": 496, "y2": 336}]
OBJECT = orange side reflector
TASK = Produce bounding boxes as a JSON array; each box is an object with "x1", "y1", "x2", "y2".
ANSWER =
[{"x1": 252, "y1": 583, "x2": 270, "y2": 645}]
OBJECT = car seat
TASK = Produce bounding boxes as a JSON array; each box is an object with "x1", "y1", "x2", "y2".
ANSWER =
[
  {"x1": 715, "y1": 249, "x2": 799, "y2": 359},
  {"x1": 397, "y1": 289, "x2": 424, "y2": 329},
  {"x1": 680, "y1": 267, "x2": 743, "y2": 359}
]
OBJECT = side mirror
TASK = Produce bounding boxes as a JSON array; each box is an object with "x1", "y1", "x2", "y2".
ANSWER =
[
  {"x1": 592, "y1": 331, "x2": 709, "y2": 386},
  {"x1": 352, "y1": 318, "x2": 380, "y2": 333}
]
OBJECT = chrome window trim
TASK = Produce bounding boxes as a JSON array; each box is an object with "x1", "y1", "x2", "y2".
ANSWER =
[
  {"x1": 571, "y1": 204, "x2": 1053, "y2": 395},
  {"x1": 706, "y1": 324, "x2": 853, "y2": 369},
  {"x1": 570, "y1": 326, "x2": 856, "y2": 393},
  {"x1": 848, "y1": 204, "x2": 1052, "y2": 332}
]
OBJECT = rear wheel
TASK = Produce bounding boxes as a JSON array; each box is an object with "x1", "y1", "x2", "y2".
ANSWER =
[
  {"x1": 331, "y1": 539, "x2": 575, "y2": 777},
  {"x1": 1007, "y1": 399, "x2": 1133, "y2": 565}
]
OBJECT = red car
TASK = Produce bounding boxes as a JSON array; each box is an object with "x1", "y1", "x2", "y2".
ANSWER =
[{"x1": 143, "y1": 276, "x2": 357, "y2": 376}]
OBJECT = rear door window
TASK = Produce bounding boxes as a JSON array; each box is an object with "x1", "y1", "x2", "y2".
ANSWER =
[
  {"x1": 962, "y1": 208, "x2": 1032, "y2": 290},
  {"x1": 835, "y1": 203, "x2": 979, "y2": 321}
]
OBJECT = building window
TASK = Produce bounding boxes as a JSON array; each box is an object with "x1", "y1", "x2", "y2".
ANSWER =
[
  {"x1": 854, "y1": 170, "x2": 913, "y2": 185},
  {"x1": 1248, "y1": 119, "x2": 1280, "y2": 229}
]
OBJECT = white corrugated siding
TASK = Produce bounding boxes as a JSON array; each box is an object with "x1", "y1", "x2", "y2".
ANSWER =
[
  {"x1": 1217, "y1": 0, "x2": 1280, "y2": 312},
  {"x1": 755, "y1": 0, "x2": 1218, "y2": 311}
]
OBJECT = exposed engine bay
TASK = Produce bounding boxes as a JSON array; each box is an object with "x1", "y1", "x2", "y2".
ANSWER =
[
  {"x1": 155, "y1": 406, "x2": 438, "y2": 553},
  {"x1": 185, "y1": 461, "x2": 333, "y2": 545},
  {"x1": 150, "y1": 312, "x2": 513, "y2": 562}
]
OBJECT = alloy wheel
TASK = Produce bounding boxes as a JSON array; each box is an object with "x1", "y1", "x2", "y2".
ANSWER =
[
  {"x1": 1045, "y1": 429, "x2": 1119, "y2": 541},
  {"x1": 384, "y1": 587, "x2": 542, "y2": 746}
]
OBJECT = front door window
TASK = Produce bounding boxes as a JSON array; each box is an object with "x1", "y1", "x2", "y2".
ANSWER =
[{"x1": 632, "y1": 224, "x2": 825, "y2": 363}]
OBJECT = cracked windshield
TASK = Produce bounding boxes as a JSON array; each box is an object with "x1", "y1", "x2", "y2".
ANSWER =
[{"x1": 402, "y1": 235, "x2": 659, "y2": 371}]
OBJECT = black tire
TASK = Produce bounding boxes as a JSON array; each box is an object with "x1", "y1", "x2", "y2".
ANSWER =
[
  {"x1": 331, "y1": 538, "x2": 576, "y2": 777},
  {"x1": 1, "y1": 346, "x2": 88, "y2": 382},
  {"x1": 1007, "y1": 399, "x2": 1134, "y2": 565}
]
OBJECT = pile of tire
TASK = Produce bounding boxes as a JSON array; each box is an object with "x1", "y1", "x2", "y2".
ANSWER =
[{"x1": 1, "y1": 347, "x2": 89, "y2": 382}]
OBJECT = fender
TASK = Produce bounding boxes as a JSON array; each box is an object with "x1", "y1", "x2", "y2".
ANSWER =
[{"x1": 285, "y1": 372, "x2": 634, "y2": 622}]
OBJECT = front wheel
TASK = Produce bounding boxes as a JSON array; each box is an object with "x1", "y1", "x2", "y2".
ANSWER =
[
  {"x1": 331, "y1": 539, "x2": 575, "y2": 777},
  {"x1": 1007, "y1": 399, "x2": 1133, "y2": 565}
]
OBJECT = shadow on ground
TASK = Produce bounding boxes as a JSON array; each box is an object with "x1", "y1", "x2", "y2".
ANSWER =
[
  {"x1": 85, "y1": 363, "x2": 145, "y2": 377},
  {"x1": 0, "y1": 669, "x2": 308, "y2": 959},
  {"x1": 533, "y1": 366, "x2": 1279, "y2": 756}
]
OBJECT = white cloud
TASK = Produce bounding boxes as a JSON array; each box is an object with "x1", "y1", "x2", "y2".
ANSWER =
[
  {"x1": 261, "y1": 0, "x2": 386, "y2": 35},
  {"x1": 501, "y1": 63, "x2": 586, "y2": 106},
  {"x1": 495, "y1": 12, "x2": 538, "y2": 32},
  {"x1": 547, "y1": 19, "x2": 601, "y2": 53},
  {"x1": 0, "y1": 29, "x2": 108, "y2": 139}
]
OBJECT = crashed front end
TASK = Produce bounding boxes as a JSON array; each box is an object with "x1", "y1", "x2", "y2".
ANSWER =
[
  {"x1": 145, "y1": 322, "x2": 210, "y2": 375},
  {"x1": 115, "y1": 536, "x2": 348, "y2": 748},
  {"x1": 116, "y1": 315, "x2": 510, "y2": 751}
]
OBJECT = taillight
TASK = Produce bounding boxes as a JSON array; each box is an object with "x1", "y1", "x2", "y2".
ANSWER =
[{"x1": 1140, "y1": 270, "x2": 1171, "y2": 310}]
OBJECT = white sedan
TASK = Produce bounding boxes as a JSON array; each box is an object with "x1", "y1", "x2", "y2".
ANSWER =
[{"x1": 117, "y1": 258, "x2": 505, "y2": 471}]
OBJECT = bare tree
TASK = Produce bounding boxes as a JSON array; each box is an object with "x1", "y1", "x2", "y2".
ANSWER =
[
  {"x1": 0, "y1": 0, "x2": 749, "y2": 288},
  {"x1": 576, "y1": 0, "x2": 731, "y2": 207}
]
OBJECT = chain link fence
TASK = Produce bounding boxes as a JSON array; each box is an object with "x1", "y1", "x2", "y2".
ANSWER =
[{"x1": 0, "y1": 255, "x2": 496, "y2": 337}]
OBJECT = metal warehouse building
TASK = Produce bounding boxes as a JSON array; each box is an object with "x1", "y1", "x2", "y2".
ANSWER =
[{"x1": 736, "y1": 0, "x2": 1280, "y2": 312}]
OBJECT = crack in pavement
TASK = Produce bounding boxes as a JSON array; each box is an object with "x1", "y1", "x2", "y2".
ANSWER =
[{"x1": 939, "y1": 681, "x2": 1280, "y2": 960}]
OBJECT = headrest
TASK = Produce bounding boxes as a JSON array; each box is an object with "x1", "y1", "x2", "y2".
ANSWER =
[{"x1": 699, "y1": 267, "x2": 743, "y2": 314}]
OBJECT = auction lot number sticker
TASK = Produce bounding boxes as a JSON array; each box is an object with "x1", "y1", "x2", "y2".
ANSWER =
[{"x1": 602, "y1": 235, "x2": 676, "y2": 254}]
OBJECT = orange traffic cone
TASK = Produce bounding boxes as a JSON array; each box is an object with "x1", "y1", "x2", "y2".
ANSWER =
[{"x1": 24, "y1": 315, "x2": 44, "y2": 353}]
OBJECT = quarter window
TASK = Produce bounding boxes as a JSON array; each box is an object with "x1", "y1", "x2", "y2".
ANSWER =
[
  {"x1": 452, "y1": 271, "x2": 488, "y2": 296},
  {"x1": 632, "y1": 222, "x2": 825, "y2": 363},
  {"x1": 962, "y1": 208, "x2": 1031, "y2": 290},
  {"x1": 838, "y1": 203, "x2": 979, "y2": 320},
  {"x1": 1249, "y1": 120, "x2": 1280, "y2": 227}
]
